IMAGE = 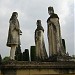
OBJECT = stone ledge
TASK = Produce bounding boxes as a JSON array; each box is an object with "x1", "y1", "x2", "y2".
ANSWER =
[{"x1": 1, "y1": 61, "x2": 75, "y2": 69}]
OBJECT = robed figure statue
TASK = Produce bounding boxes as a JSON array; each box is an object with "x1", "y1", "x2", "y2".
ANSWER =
[
  {"x1": 47, "y1": 7, "x2": 65, "y2": 57},
  {"x1": 7, "y1": 12, "x2": 22, "y2": 60},
  {"x1": 35, "y1": 20, "x2": 48, "y2": 61}
]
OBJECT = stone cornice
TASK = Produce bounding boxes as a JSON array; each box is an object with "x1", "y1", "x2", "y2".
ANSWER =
[{"x1": 1, "y1": 61, "x2": 75, "y2": 69}]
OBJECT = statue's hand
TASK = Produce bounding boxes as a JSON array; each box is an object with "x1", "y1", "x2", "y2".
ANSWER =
[
  {"x1": 20, "y1": 30, "x2": 22, "y2": 33},
  {"x1": 20, "y1": 33, "x2": 22, "y2": 35},
  {"x1": 20, "y1": 30, "x2": 22, "y2": 35}
]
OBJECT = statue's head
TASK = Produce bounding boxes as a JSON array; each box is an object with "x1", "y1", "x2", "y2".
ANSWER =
[
  {"x1": 36, "y1": 20, "x2": 41, "y2": 26},
  {"x1": 48, "y1": 6, "x2": 54, "y2": 15},
  {"x1": 12, "y1": 12, "x2": 18, "y2": 18},
  {"x1": 10, "y1": 12, "x2": 18, "y2": 21}
]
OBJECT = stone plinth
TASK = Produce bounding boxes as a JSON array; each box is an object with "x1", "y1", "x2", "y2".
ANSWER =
[{"x1": 0, "y1": 61, "x2": 75, "y2": 75}]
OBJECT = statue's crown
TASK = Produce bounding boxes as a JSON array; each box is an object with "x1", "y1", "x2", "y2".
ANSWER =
[
  {"x1": 48, "y1": 6, "x2": 54, "y2": 11},
  {"x1": 37, "y1": 20, "x2": 41, "y2": 25},
  {"x1": 48, "y1": 6, "x2": 54, "y2": 15}
]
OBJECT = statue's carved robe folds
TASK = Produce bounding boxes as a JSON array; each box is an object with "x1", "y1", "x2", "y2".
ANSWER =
[
  {"x1": 47, "y1": 14, "x2": 64, "y2": 56},
  {"x1": 7, "y1": 18, "x2": 20, "y2": 47},
  {"x1": 35, "y1": 26, "x2": 48, "y2": 60}
]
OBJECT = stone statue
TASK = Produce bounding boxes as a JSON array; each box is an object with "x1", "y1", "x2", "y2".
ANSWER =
[
  {"x1": 47, "y1": 7, "x2": 65, "y2": 57},
  {"x1": 35, "y1": 20, "x2": 48, "y2": 61},
  {"x1": 7, "y1": 12, "x2": 22, "y2": 60}
]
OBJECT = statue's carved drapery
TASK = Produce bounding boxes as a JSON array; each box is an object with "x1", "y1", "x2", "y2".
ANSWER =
[
  {"x1": 35, "y1": 20, "x2": 48, "y2": 60},
  {"x1": 6, "y1": 12, "x2": 22, "y2": 60},
  {"x1": 47, "y1": 7, "x2": 65, "y2": 57},
  {"x1": 7, "y1": 12, "x2": 21, "y2": 47}
]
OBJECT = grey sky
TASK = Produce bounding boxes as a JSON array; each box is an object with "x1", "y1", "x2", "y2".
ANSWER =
[{"x1": 0, "y1": 0, "x2": 74, "y2": 58}]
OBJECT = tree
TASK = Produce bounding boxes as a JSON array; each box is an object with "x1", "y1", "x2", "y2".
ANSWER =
[
  {"x1": 15, "y1": 45, "x2": 22, "y2": 61},
  {"x1": 72, "y1": 55, "x2": 75, "y2": 58},
  {"x1": 0, "y1": 54, "x2": 2, "y2": 64},
  {"x1": 30, "y1": 46, "x2": 36, "y2": 61},
  {"x1": 62, "y1": 39, "x2": 66, "y2": 54},
  {"x1": 2, "y1": 56, "x2": 10, "y2": 62},
  {"x1": 23, "y1": 49, "x2": 29, "y2": 61}
]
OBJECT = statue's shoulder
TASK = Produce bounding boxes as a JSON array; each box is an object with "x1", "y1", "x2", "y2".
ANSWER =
[
  {"x1": 47, "y1": 17, "x2": 50, "y2": 23},
  {"x1": 47, "y1": 13, "x2": 59, "y2": 23},
  {"x1": 50, "y1": 13, "x2": 59, "y2": 19}
]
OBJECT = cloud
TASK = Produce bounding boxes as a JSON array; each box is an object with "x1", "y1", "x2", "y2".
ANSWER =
[{"x1": 0, "y1": 0, "x2": 74, "y2": 58}]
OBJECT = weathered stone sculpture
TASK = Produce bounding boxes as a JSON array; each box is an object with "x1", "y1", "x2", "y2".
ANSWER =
[
  {"x1": 35, "y1": 20, "x2": 48, "y2": 61},
  {"x1": 7, "y1": 12, "x2": 22, "y2": 60},
  {"x1": 47, "y1": 7, "x2": 65, "y2": 57}
]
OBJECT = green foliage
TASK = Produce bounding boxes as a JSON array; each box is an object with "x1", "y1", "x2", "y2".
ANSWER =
[
  {"x1": 0, "y1": 54, "x2": 2, "y2": 64},
  {"x1": 72, "y1": 55, "x2": 75, "y2": 58},
  {"x1": 2, "y1": 56, "x2": 10, "y2": 62},
  {"x1": 15, "y1": 53, "x2": 22, "y2": 61},
  {"x1": 16, "y1": 45, "x2": 21, "y2": 53},
  {"x1": 30, "y1": 46, "x2": 36, "y2": 61},
  {"x1": 23, "y1": 49, "x2": 29, "y2": 61},
  {"x1": 62, "y1": 39, "x2": 66, "y2": 53},
  {"x1": 15, "y1": 45, "x2": 22, "y2": 61}
]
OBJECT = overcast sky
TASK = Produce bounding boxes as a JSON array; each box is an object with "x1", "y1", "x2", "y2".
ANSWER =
[{"x1": 0, "y1": 0, "x2": 74, "y2": 58}]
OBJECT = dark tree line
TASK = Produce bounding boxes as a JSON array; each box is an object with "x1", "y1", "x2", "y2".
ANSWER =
[
  {"x1": 15, "y1": 45, "x2": 22, "y2": 61},
  {"x1": 23, "y1": 49, "x2": 29, "y2": 61},
  {"x1": 15, "y1": 45, "x2": 29, "y2": 61},
  {"x1": 0, "y1": 54, "x2": 2, "y2": 64},
  {"x1": 30, "y1": 46, "x2": 36, "y2": 61},
  {"x1": 15, "y1": 45, "x2": 36, "y2": 61}
]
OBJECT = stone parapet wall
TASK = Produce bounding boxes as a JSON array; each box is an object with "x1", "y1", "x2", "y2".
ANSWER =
[
  {"x1": 1, "y1": 61, "x2": 75, "y2": 75},
  {"x1": 1, "y1": 61, "x2": 75, "y2": 69}
]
